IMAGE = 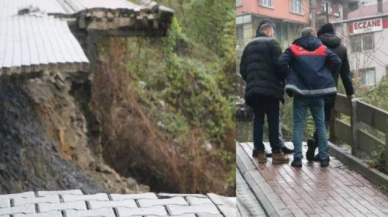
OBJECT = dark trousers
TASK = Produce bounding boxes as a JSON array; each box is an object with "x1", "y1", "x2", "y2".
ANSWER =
[
  {"x1": 313, "y1": 101, "x2": 335, "y2": 141},
  {"x1": 252, "y1": 98, "x2": 281, "y2": 152}
]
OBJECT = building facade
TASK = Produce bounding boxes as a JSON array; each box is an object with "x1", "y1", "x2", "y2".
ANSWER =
[
  {"x1": 334, "y1": 2, "x2": 388, "y2": 87},
  {"x1": 236, "y1": 0, "x2": 310, "y2": 51}
]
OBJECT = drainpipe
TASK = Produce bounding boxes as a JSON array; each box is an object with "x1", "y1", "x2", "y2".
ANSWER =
[
  {"x1": 342, "y1": 0, "x2": 348, "y2": 20},
  {"x1": 378, "y1": 0, "x2": 383, "y2": 14}
]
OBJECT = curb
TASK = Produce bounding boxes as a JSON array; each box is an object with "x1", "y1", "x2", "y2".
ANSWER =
[
  {"x1": 237, "y1": 144, "x2": 293, "y2": 217},
  {"x1": 328, "y1": 142, "x2": 388, "y2": 188}
]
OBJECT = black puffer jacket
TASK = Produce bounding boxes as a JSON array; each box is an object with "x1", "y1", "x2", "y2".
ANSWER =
[
  {"x1": 319, "y1": 33, "x2": 354, "y2": 103},
  {"x1": 240, "y1": 33, "x2": 287, "y2": 106}
]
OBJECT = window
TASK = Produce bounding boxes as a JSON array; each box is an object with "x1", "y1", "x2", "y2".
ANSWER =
[
  {"x1": 236, "y1": 0, "x2": 242, "y2": 7},
  {"x1": 350, "y1": 33, "x2": 374, "y2": 53},
  {"x1": 291, "y1": 0, "x2": 302, "y2": 14},
  {"x1": 260, "y1": 0, "x2": 273, "y2": 7},
  {"x1": 360, "y1": 68, "x2": 375, "y2": 86},
  {"x1": 321, "y1": 1, "x2": 332, "y2": 13}
]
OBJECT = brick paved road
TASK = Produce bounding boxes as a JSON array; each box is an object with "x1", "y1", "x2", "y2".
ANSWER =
[
  {"x1": 0, "y1": 190, "x2": 236, "y2": 217},
  {"x1": 237, "y1": 142, "x2": 388, "y2": 217}
]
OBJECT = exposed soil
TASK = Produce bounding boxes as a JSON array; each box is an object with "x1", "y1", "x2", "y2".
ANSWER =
[{"x1": 0, "y1": 74, "x2": 145, "y2": 194}]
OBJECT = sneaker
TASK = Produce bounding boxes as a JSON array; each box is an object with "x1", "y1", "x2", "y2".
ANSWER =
[
  {"x1": 281, "y1": 145, "x2": 294, "y2": 154},
  {"x1": 291, "y1": 158, "x2": 302, "y2": 167},
  {"x1": 257, "y1": 152, "x2": 267, "y2": 164},
  {"x1": 320, "y1": 158, "x2": 330, "y2": 167},
  {"x1": 306, "y1": 139, "x2": 318, "y2": 162},
  {"x1": 272, "y1": 151, "x2": 290, "y2": 164}
]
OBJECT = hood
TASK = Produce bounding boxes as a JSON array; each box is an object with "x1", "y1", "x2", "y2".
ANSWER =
[
  {"x1": 318, "y1": 33, "x2": 341, "y2": 48},
  {"x1": 293, "y1": 36, "x2": 322, "y2": 51}
]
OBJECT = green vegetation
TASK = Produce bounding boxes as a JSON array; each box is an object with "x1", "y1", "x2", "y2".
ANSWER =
[{"x1": 92, "y1": 0, "x2": 235, "y2": 195}]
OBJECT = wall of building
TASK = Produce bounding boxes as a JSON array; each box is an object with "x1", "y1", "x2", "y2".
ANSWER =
[
  {"x1": 362, "y1": 0, "x2": 388, "y2": 6},
  {"x1": 236, "y1": 0, "x2": 310, "y2": 24},
  {"x1": 335, "y1": 16, "x2": 388, "y2": 86}
]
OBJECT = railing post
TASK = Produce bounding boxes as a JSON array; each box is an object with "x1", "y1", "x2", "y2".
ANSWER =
[
  {"x1": 351, "y1": 99, "x2": 359, "y2": 156},
  {"x1": 385, "y1": 120, "x2": 388, "y2": 174}
]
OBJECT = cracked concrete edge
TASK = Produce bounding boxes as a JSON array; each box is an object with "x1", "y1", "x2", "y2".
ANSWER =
[
  {"x1": 237, "y1": 144, "x2": 285, "y2": 217},
  {"x1": 328, "y1": 142, "x2": 388, "y2": 188}
]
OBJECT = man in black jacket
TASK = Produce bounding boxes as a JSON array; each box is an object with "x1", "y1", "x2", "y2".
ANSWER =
[
  {"x1": 306, "y1": 23, "x2": 355, "y2": 162},
  {"x1": 240, "y1": 19, "x2": 290, "y2": 164}
]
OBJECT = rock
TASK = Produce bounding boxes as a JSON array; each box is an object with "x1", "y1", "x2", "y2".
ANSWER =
[
  {"x1": 157, "y1": 121, "x2": 164, "y2": 128},
  {"x1": 139, "y1": 184, "x2": 150, "y2": 192},
  {"x1": 158, "y1": 100, "x2": 166, "y2": 111},
  {"x1": 126, "y1": 177, "x2": 138, "y2": 189},
  {"x1": 202, "y1": 142, "x2": 212, "y2": 152},
  {"x1": 139, "y1": 81, "x2": 146, "y2": 88},
  {"x1": 54, "y1": 72, "x2": 65, "y2": 82},
  {"x1": 95, "y1": 164, "x2": 115, "y2": 174}
]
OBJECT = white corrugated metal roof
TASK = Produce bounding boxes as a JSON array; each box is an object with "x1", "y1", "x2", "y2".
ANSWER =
[
  {"x1": 0, "y1": 0, "x2": 89, "y2": 75},
  {"x1": 0, "y1": 0, "x2": 68, "y2": 17},
  {"x1": 0, "y1": 0, "x2": 174, "y2": 75}
]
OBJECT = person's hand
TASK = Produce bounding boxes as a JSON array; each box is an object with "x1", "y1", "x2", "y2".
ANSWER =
[{"x1": 347, "y1": 95, "x2": 354, "y2": 99}]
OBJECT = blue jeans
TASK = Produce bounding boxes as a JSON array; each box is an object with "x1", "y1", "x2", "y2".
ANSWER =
[
  {"x1": 293, "y1": 96, "x2": 328, "y2": 160},
  {"x1": 252, "y1": 97, "x2": 281, "y2": 152}
]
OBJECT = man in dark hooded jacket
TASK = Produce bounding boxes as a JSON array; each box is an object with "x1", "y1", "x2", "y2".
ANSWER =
[
  {"x1": 240, "y1": 19, "x2": 290, "y2": 164},
  {"x1": 279, "y1": 27, "x2": 341, "y2": 167},
  {"x1": 306, "y1": 23, "x2": 355, "y2": 162}
]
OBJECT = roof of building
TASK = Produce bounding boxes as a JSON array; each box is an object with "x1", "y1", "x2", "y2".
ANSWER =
[
  {"x1": 348, "y1": 2, "x2": 388, "y2": 19},
  {"x1": 0, "y1": 1, "x2": 89, "y2": 75},
  {"x1": 0, "y1": 0, "x2": 174, "y2": 75}
]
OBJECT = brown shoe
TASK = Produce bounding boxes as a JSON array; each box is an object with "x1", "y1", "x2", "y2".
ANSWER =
[
  {"x1": 257, "y1": 152, "x2": 267, "y2": 164},
  {"x1": 272, "y1": 152, "x2": 290, "y2": 164}
]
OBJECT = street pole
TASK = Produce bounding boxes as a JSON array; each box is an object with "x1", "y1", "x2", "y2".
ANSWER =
[
  {"x1": 326, "y1": 1, "x2": 329, "y2": 22},
  {"x1": 310, "y1": 0, "x2": 316, "y2": 29}
]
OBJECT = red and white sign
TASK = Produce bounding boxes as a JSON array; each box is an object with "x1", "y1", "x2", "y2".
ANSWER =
[{"x1": 352, "y1": 18, "x2": 383, "y2": 34}]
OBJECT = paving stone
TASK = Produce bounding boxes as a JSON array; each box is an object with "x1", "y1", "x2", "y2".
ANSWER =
[
  {"x1": 196, "y1": 214, "x2": 223, "y2": 217},
  {"x1": 163, "y1": 215, "x2": 196, "y2": 217},
  {"x1": 143, "y1": 215, "x2": 196, "y2": 217},
  {"x1": 0, "y1": 199, "x2": 10, "y2": 208},
  {"x1": 14, "y1": 195, "x2": 60, "y2": 206},
  {"x1": 0, "y1": 192, "x2": 35, "y2": 200},
  {"x1": 62, "y1": 193, "x2": 109, "y2": 202},
  {"x1": 13, "y1": 211, "x2": 63, "y2": 217},
  {"x1": 89, "y1": 199, "x2": 137, "y2": 209},
  {"x1": 117, "y1": 206, "x2": 168, "y2": 216},
  {"x1": 157, "y1": 193, "x2": 207, "y2": 198},
  {"x1": 166, "y1": 204, "x2": 220, "y2": 215},
  {"x1": 138, "y1": 197, "x2": 188, "y2": 208},
  {"x1": 218, "y1": 205, "x2": 236, "y2": 217},
  {"x1": 39, "y1": 201, "x2": 87, "y2": 212},
  {"x1": 37, "y1": 189, "x2": 83, "y2": 196},
  {"x1": 207, "y1": 193, "x2": 236, "y2": 206},
  {"x1": 0, "y1": 204, "x2": 35, "y2": 215},
  {"x1": 110, "y1": 193, "x2": 157, "y2": 201},
  {"x1": 65, "y1": 208, "x2": 115, "y2": 217},
  {"x1": 186, "y1": 197, "x2": 213, "y2": 205}
]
